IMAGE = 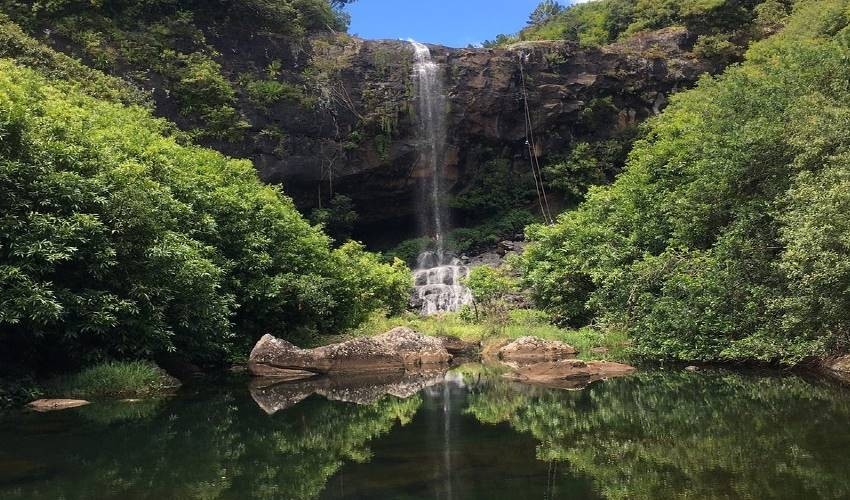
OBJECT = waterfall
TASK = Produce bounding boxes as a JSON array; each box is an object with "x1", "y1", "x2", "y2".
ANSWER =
[{"x1": 409, "y1": 41, "x2": 472, "y2": 315}]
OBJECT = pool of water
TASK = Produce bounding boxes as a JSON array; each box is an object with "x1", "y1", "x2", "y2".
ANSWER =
[{"x1": 1, "y1": 365, "x2": 850, "y2": 499}]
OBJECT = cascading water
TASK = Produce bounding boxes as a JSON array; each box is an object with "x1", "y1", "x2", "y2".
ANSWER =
[{"x1": 409, "y1": 41, "x2": 472, "y2": 315}]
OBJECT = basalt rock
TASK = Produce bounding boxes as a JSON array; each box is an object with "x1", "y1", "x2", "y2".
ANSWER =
[
  {"x1": 248, "y1": 327, "x2": 452, "y2": 378},
  {"x1": 498, "y1": 336, "x2": 578, "y2": 363},
  {"x1": 503, "y1": 359, "x2": 636, "y2": 389},
  {"x1": 26, "y1": 18, "x2": 719, "y2": 247}
]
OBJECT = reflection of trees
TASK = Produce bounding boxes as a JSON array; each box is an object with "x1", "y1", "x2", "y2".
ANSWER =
[
  {"x1": 0, "y1": 387, "x2": 421, "y2": 500},
  {"x1": 465, "y1": 371, "x2": 850, "y2": 499}
]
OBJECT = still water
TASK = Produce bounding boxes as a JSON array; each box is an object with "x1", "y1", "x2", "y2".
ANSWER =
[{"x1": 1, "y1": 366, "x2": 850, "y2": 499}]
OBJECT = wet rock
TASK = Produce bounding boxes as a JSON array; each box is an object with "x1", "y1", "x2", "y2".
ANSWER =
[
  {"x1": 685, "y1": 365, "x2": 700, "y2": 372},
  {"x1": 503, "y1": 360, "x2": 636, "y2": 389},
  {"x1": 498, "y1": 336, "x2": 578, "y2": 363},
  {"x1": 27, "y1": 399, "x2": 90, "y2": 412},
  {"x1": 250, "y1": 369, "x2": 448, "y2": 414},
  {"x1": 248, "y1": 327, "x2": 452, "y2": 378}
]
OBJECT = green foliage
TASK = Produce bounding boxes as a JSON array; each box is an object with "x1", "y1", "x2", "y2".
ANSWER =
[
  {"x1": 242, "y1": 75, "x2": 313, "y2": 108},
  {"x1": 310, "y1": 194, "x2": 359, "y2": 243},
  {"x1": 0, "y1": 0, "x2": 347, "y2": 142},
  {"x1": 0, "y1": 60, "x2": 410, "y2": 373},
  {"x1": 48, "y1": 361, "x2": 177, "y2": 399},
  {"x1": 487, "y1": 0, "x2": 781, "y2": 50},
  {"x1": 544, "y1": 132, "x2": 637, "y2": 202},
  {"x1": 448, "y1": 209, "x2": 538, "y2": 255},
  {"x1": 522, "y1": 0, "x2": 850, "y2": 365},
  {"x1": 450, "y1": 159, "x2": 538, "y2": 217},
  {"x1": 464, "y1": 265, "x2": 519, "y2": 333},
  {"x1": 0, "y1": 377, "x2": 43, "y2": 409}
]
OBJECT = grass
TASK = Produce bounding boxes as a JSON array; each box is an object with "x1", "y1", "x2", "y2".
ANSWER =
[
  {"x1": 48, "y1": 361, "x2": 179, "y2": 399},
  {"x1": 328, "y1": 308, "x2": 631, "y2": 362}
]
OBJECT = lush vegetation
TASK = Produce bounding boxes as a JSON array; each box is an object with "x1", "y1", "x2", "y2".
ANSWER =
[
  {"x1": 522, "y1": 0, "x2": 850, "y2": 365},
  {"x1": 0, "y1": 60, "x2": 409, "y2": 381},
  {"x1": 0, "y1": 0, "x2": 350, "y2": 141},
  {"x1": 48, "y1": 361, "x2": 178, "y2": 399},
  {"x1": 486, "y1": 0, "x2": 787, "y2": 60}
]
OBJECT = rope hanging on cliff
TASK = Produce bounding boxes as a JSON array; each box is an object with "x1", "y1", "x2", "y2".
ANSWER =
[{"x1": 519, "y1": 52, "x2": 554, "y2": 225}]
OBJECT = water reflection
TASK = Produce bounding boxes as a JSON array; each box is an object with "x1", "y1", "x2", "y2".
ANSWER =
[
  {"x1": 464, "y1": 369, "x2": 850, "y2": 500},
  {"x1": 1, "y1": 368, "x2": 849, "y2": 499}
]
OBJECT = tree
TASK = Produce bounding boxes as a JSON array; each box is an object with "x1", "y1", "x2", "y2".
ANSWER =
[{"x1": 528, "y1": 0, "x2": 565, "y2": 27}]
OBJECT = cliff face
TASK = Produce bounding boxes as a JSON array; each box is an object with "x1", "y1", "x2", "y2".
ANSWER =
[
  {"x1": 11, "y1": 7, "x2": 715, "y2": 246},
  {"x1": 262, "y1": 28, "x2": 713, "y2": 244}
]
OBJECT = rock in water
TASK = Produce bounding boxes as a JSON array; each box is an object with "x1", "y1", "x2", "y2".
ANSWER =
[
  {"x1": 248, "y1": 327, "x2": 452, "y2": 378},
  {"x1": 27, "y1": 399, "x2": 90, "y2": 412},
  {"x1": 503, "y1": 360, "x2": 636, "y2": 389},
  {"x1": 498, "y1": 336, "x2": 578, "y2": 362}
]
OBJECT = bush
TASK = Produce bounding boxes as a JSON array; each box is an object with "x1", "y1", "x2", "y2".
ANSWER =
[
  {"x1": 49, "y1": 361, "x2": 178, "y2": 399},
  {"x1": 522, "y1": 0, "x2": 850, "y2": 365},
  {"x1": 0, "y1": 60, "x2": 409, "y2": 373}
]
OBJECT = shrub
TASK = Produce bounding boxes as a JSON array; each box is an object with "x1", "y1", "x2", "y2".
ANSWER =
[
  {"x1": 0, "y1": 60, "x2": 409, "y2": 372},
  {"x1": 49, "y1": 361, "x2": 178, "y2": 399},
  {"x1": 522, "y1": 0, "x2": 850, "y2": 365}
]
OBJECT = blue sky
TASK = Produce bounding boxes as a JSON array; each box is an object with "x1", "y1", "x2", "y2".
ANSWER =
[{"x1": 345, "y1": 0, "x2": 559, "y2": 48}]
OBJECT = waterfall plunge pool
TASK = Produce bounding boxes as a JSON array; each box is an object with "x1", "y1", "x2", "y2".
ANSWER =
[{"x1": 2, "y1": 365, "x2": 850, "y2": 499}]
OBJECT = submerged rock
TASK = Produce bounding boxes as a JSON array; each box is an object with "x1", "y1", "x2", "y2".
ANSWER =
[
  {"x1": 27, "y1": 399, "x2": 90, "y2": 412},
  {"x1": 248, "y1": 327, "x2": 452, "y2": 378},
  {"x1": 503, "y1": 360, "x2": 636, "y2": 389},
  {"x1": 498, "y1": 336, "x2": 578, "y2": 363}
]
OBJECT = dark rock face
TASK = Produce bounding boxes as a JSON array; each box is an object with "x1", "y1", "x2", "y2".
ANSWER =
[
  {"x1": 248, "y1": 327, "x2": 452, "y2": 378},
  {"x1": 33, "y1": 20, "x2": 713, "y2": 247},
  {"x1": 262, "y1": 28, "x2": 713, "y2": 244}
]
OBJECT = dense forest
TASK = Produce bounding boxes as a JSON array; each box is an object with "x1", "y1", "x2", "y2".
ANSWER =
[
  {"x1": 2, "y1": 0, "x2": 850, "y2": 408},
  {"x1": 522, "y1": 0, "x2": 850, "y2": 364},
  {"x1": 0, "y1": 1, "x2": 409, "y2": 401}
]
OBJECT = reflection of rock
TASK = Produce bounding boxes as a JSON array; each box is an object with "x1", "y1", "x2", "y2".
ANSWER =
[
  {"x1": 249, "y1": 327, "x2": 452, "y2": 378},
  {"x1": 503, "y1": 360, "x2": 636, "y2": 389},
  {"x1": 27, "y1": 399, "x2": 90, "y2": 412},
  {"x1": 498, "y1": 336, "x2": 577, "y2": 363},
  {"x1": 250, "y1": 370, "x2": 447, "y2": 414}
]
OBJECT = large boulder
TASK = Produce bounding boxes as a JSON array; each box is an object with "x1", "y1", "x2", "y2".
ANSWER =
[
  {"x1": 503, "y1": 360, "x2": 636, "y2": 389},
  {"x1": 498, "y1": 336, "x2": 578, "y2": 363},
  {"x1": 248, "y1": 327, "x2": 452, "y2": 378}
]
